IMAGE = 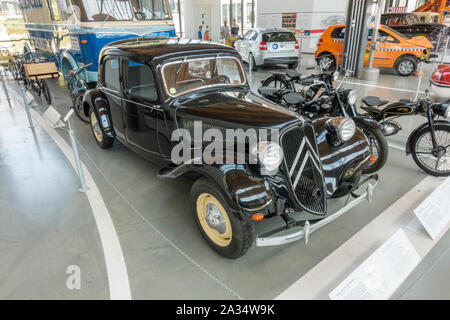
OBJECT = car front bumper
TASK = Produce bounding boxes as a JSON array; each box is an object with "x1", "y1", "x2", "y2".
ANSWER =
[{"x1": 256, "y1": 174, "x2": 378, "y2": 246}]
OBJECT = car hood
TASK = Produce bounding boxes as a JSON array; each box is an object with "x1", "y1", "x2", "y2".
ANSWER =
[
  {"x1": 173, "y1": 90, "x2": 302, "y2": 130},
  {"x1": 406, "y1": 36, "x2": 434, "y2": 48}
]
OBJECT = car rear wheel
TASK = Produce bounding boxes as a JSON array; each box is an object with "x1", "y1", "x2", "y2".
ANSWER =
[
  {"x1": 190, "y1": 178, "x2": 254, "y2": 259},
  {"x1": 249, "y1": 53, "x2": 258, "y2": 71},
  {"x1": 90, "y1": 109, "x2": 114, "y2": 149},
  {"x1": 395, "y1": 56, "x2": 417, "y2": 76}
]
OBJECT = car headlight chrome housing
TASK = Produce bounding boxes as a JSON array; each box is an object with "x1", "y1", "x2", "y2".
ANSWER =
[
  {"x1": 326, "y1": 117, "x2": 356, "y2": 144},
  {"x1": 251, "y1": 141, "x2": 284, "y2": 175},
  {"x1": 347, "y1": 90, "x2": 357, "y2": 105}
]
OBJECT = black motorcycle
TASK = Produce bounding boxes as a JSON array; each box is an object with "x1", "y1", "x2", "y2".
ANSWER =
[
  {"x1": 360, "y1": 93, "x2": 450, "y2": 176},
  {"x1": 66, "y1": 63, "x2": 96, "y2": 123},
  {"x1": 259, "y1": 70, "x2": 389, "y2": 174}
]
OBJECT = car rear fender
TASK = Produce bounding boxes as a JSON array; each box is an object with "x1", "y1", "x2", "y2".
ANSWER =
[{"x1": 83, "y1": 89, "x2": 115, "y2": 138}]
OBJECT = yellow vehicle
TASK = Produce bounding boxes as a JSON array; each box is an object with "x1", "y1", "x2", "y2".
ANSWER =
[
  {"x1": 0, "y1": 48, "x2": 12, "y2": 69},
  {"x1": 315, "y1": 24, "x2": 434, "y2": 76}
]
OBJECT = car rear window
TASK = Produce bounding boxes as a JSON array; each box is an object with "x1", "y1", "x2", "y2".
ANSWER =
[
  {"x1": 262, "y1": 32, "x2": 296, "y2": 42},
  {"x1": 331, "y1": 27, "x2": 345, "y2": 39}
]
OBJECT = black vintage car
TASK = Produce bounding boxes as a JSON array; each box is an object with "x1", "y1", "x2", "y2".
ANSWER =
[
  {"x1": 82, "y1": 38, "x2": 378, "y2": 259},
  {"x1": 380, "y1": 13, "x2": 448, "y2": 47}
]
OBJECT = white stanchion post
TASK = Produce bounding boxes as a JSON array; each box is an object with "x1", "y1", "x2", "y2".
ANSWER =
[
  {"x1": 18, "y1": 80, "x2": 36, "y2": 128},
  {"x1": 65, "y1": 109, "x2": 89, "y2": 193},
  {"x1": 441, "y1": 36, "x2": 449, "y2": 65},
  {"x1": 248, "y1": 54, "x2": 253, "y2": 90},
  {"x1": 0, "y1": 67, "x2": 12, "y2": 108},
  {"x1": 298, "y1": 29, "x2": 303, "y2": 70},
  {"x1": 414, "y1": 61, "x2": 424, "y2": 101}
]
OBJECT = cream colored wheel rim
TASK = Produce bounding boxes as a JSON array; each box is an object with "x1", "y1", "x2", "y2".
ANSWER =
[
  {"x1": 196, "y1": 193, "x2": 232, "y2": 247},
  {"x1": 90, "y1": 112, "x2": 103, "y2": 143}
]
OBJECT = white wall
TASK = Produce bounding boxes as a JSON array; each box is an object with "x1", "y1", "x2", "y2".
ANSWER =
[
  {"x1": 257, "y1": 0, "x2": 347, "y2": 53},
  {"x1": 180, "y1": 0, "x2": 221, "y2": 41}
]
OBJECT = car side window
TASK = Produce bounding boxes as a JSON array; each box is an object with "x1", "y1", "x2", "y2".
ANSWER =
[
  {"x1": 243, "y1": 31, "x2": 253, "y2": 40},
  {"x1": 250, "y1": 32, "x2": 258, "y2": 41},
  {"x1": 104, "y1": 58, "x2": 121, "y2": 91},
  {"x1": 379, "y1": 30, "x2": 399, "y2": 43},
  {"x1": 125, "y1": 60, "x2": 158, "y2": 101},
  {"x1": 331, "y1": 27, "x2": 345, "y2": 39}
]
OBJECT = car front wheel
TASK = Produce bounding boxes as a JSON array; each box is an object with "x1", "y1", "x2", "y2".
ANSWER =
[
  {"x1": 395, "y1": 56, "x2": 417, "y2": 76},
  {"x1": 190, "y1": 178, "x2": 255, "y2": 259}
]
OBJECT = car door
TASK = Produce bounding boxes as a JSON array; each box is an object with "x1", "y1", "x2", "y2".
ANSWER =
[
  {"x1": 122, "y1": 58, "x2": 162, "y2": 155},
  {"x1": 102, "y1": 56, "x2": 125, "y2": 139}
]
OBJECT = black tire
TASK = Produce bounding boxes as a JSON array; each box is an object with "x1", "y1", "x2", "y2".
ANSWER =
[
  {"x1": 288, "y1": 62, "x2": 298, "y2": 69},
  {"x1": 331, "y1": 171, "x2": 361, "y2": 198},
  {"x1": 395, "y1": 56, "x2": 417, "y2": 76},
  {"x1": 359, "y1": 125, "x2": 389, "y2": 174},
  {"x1": 190, "y1": 177, "x2": 255, "y2": 259},
  {"x1": 410, "y1": 124, "x2": 450, "y2": 177},
  {"x1": 40, "y1": 80, "x2": 52, "y2": 105},
  {"x1": 89, "y1": 109, "x2": 114, "y2": 149},
  {"x1": 317, "y1": 53, "x2": 336, "y2": 72},
  {"x1": 73, "y1": 92, "x2": 90, "y2": 124},
  {"x1": 261, "y1": 75, "x2": 290, "y2": 90},
  {"x1": 249, "y1": 53, "x2": 258, "y2": 71}
]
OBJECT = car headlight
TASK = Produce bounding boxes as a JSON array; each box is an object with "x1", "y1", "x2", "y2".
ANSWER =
[
  {"x1": 347, "y1": 90, "x2": 357, "y2": 105},
  {"x1": 333, "y1": 71, "x2": 339, "y2": 81},
  {"x1": 326, "y1": 117, "x2": 356, "y2": 143},
  {"x1": 251, "y1": 141, "x2": 284, "y2": 174}
]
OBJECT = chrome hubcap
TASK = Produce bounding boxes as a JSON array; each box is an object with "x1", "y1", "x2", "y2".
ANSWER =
[
  {"x1": 205, "y1": 203, "x2": 226, "y2": 234},
  {"x1": 319, "y1": 57, "x2": 332, "y2": 69},
  {"x1": 398, "y1": 61, "x2": 414, "y2": 74}
]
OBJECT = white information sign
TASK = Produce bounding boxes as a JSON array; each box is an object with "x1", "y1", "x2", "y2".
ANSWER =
[
  {"x1": 413, "y1": 177, "x2": 450, "y2": 240},
  {"x1": 329, "y1": 229, "x2": 420, "y2": 300},
  {"x1": 43, "y1": 105, "x2": 65, "y2": 128}
]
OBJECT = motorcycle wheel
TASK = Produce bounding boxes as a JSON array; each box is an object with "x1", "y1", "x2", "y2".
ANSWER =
[
  {"x1": 360, "y1": 125, "x2": 389, "y2": 174},
  {"x1": 410, "y1": 124, "x2": 450, "y2": 177},
  {"x1": 73, "y1": 92, "x2": 90, "y2": 124},
  {"x1": 261, "y1": 75, "x2": 290, "y2": 90},
  {"x1": 331, "y1": 171, "x2": 361, "y2": 198}
]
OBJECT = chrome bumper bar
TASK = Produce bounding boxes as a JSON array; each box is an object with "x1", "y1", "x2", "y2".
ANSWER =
[{"x1": 256, "y1": 181, "x2": 377, "y2": 247}]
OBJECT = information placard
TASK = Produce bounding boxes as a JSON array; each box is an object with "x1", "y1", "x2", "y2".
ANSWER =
[
  {"x1": 413, "y1": 177, "x2": 450, "y2": 239},
  {"x1": 329, "y1": 229, "x2": 420, "y2": 300}
]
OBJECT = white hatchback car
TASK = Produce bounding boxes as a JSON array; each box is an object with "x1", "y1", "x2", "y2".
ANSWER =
[{"x1": 235, "y1": 28, "x2": 300, "y2": 71}]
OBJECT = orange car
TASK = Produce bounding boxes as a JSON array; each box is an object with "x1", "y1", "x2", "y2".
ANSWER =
[{"x1": 315, "y1": 24, "x2": 434, "y2": 76}]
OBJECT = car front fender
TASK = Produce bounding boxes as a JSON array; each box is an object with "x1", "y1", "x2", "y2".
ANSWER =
[{"x1": 157, "y1": 155, "x2": 273, "y2": 221}]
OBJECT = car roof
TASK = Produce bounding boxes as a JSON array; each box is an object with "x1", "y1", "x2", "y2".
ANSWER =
[{"x1": 101, "y1": 37, "x2": 238, "y2": 64}]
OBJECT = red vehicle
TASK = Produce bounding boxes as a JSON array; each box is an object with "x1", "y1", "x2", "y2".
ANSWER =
[{"x1": 430, "y1": 64, "x2": 450, "y2": 102}]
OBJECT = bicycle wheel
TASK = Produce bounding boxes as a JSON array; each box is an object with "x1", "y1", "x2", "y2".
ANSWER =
[
  {"x1": 8, "y1": 59, "x2": 18, "y2": 80},
  {"x1": 72, "y1": 92, "x2": 89, "y2": 124},
  {"x1": 410, "y1": 124, "x2": 450, "y2": 176},
  {"x1": 40, "y1": 80, "x2": 52, "y2": 105}
]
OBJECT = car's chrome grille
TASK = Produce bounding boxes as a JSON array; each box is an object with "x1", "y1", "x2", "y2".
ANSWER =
[{"x1": 281, "y1": 124, "x2": 326, "y2": 215}]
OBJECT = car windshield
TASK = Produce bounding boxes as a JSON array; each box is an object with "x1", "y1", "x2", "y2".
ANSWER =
[
  {"x1": 130, "y1": 0, "x2": 171, "y2": 20},
  {"x1": 72, "y1": 0, "x2": 134, "y2": 21},
  {"x1": 382, "y1": 25, "x2": 411, "y2": 39},
  {"x1": 161, "y1": 56, "x2": 246, "y2": 97},
  {"x1": 262, "y1": 32, "x2": 296, "y2": 42},
  {"x1": 406, "y1": 14, "x2": 420, "y2": 24}
]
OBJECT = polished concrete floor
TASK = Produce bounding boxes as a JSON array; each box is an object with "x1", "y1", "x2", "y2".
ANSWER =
[{"x1": 0, "y1": 55, "x2": 448, "y2": 299}]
